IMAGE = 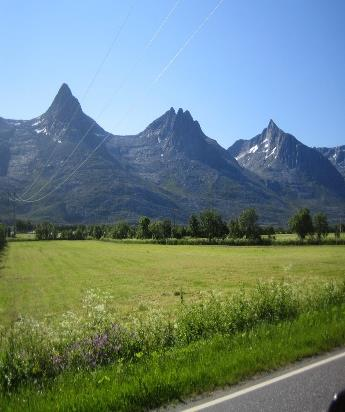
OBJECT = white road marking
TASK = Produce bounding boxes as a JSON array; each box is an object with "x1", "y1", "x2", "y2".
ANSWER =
[{"x1": 182, "y1": 350, "x2": 345, "y2": 411}]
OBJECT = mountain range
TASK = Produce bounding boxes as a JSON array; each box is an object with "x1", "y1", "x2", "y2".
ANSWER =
[{"x1": 0, "y1": 84, "x2": 344, "y2": 226}]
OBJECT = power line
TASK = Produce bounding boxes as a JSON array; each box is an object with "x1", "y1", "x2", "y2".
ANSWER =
[
  {"x1": 18, "y1": 0, "x2": 181, "y2": 202},
  {"x1": 15, "y1": 0, "x2": 224, "y2": 204}
]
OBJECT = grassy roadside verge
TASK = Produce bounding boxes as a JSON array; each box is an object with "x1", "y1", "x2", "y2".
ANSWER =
[{"x1": 1, "y1": 304, "x2": 345, "y2": 411}]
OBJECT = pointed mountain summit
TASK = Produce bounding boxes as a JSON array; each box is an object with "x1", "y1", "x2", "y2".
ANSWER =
[
  {"x1": 267, "y1": 119, "x2": 279, "y2": 129},
  {"x1": 108, "y1": 107, "x2": 240, "y2": 174},
  {"x1": 142, "y1": 107, "x2": 201, "y2": 141},
  {"x1": 1, "y1": 88, "x2": 344, "y2": 226},
  {"x1": 43, "y1": 83, "x2": 82, "y2": 124},
  {"x1": 106, "y1": 108, "x2": 284, "y2": 223},
  {"x1": 30, "y1": 83, "x2": 108, "y2": 144},
  {"x1": 228, "y1": 120, "x2": 345, "y2": 200}
]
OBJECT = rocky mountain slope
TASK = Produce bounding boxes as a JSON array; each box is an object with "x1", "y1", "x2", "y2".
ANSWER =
[
  {"x1": 228, "y1": 121, "x2": 345, "y2": 217},
  {"x1": 317, "y1": 145, "x2": 345, "y2": 179},
  {"x1": 0, "y1": 84, "x2": 344, "y2": 225},
  {"x1": 106, "y1": 108, "x2": 288, "y2": 221}
]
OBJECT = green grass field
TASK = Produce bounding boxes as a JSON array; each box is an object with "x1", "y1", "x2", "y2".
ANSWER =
[
  {"x1": 1, "y1": 240, "x2": 345, "y2": 325},
  {"x1": 2, "y1": 240, "x2": 345, "y2": 411}
]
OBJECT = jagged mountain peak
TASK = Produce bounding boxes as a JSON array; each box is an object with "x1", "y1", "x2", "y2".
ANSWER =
[
  {"x1": 267, "y1": 119, "x2": 279, "y2": 131},
  {"x1": 228, "y1": 121, "x2": 345, "y2": 199},
  {"x1": 263, "y1": 119, "x2": 285, "y2": 141},
  {"x1": 43, "y1": 83, "x2": 82, "y2": 124},
  {"x1": 51, "y1": 83, "x2": 78, "y2": 108},
  {"x1": 176, "y1": 108, "x2": 195, "y2": 125},
  {"x1": 57, "y1": 82, "x2": 73, "y2": 98},
  {"x1": 27, "y1": 83, "x2": 106, "y2": 143},
  {"x1": 142, "y1": 107, "x2": 200, "y2": 138}
]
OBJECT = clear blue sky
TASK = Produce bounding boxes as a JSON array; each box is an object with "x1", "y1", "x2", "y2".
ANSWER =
[{"x1": 1, "y1": 0, "x2": 344, "y2": 149}]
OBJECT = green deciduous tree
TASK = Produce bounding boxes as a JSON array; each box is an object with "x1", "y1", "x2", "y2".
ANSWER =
[
  {"x1": 149, "y1": 221, "x2": 165, "y2": 239},
  {"x1": 188, "y1": 214, "x2": 200, "y2": 237},
  {"x1": 199, "y1": 210, "x2": 228, "y2": 241},
  {"x1": 91, "y1": 225, "x2": 103, "y2": 240},
  {"x1": 289, "y1": 208, "x2": 314, "y2": 240},
  {"x1": 136, "y1": 216, "x2": 151, "y2": 239},
  {"x1": 74, "y1": 226, "x2": 87, "y2": 240},
  {"x1": 112, "y1": 222, "x2": 130, "y2": 239},
  {"x1": 238, "y1": 208, "x2": 261, "y2": 239},
  {"x1": 35, "y1": 222, "x2": 57, "y2": 240},
  {"x1": 171, "y1": 225, "x2": 187, "y2": 239},
  {"x1": 313, "y1": 213, "x2": 329, "y2": 240},
  {"x1": 162, "y1": 220, "x2": 172, "y2": 238},
  {"x1": 228, "y1": 218, "x2": 243, "y2": 239}
]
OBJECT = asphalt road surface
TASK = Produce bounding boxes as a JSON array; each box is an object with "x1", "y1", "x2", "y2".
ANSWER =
[{"x1": 172, "y1": 349, "x2": 345, "y2": 412}]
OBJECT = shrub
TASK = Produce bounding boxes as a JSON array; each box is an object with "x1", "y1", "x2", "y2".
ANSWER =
[{"x1": 1, "y1": 280, "x2": 345, "y2": 390}]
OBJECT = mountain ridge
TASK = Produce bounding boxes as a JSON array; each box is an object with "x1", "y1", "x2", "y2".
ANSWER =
[
  {"x1": 228, "y1": 120, "x2": 345, "y2": 199},
  {"x1": 0, "y1": 84, "x2": 344, "y2": 225}
]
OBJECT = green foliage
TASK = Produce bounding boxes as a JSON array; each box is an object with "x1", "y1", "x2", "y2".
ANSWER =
[
  {"x1": 313, "y1": 213, "x2": 329, "y2": 240},
  {"x1": 188, "y1": 214, "x2": 201, "y2": 237},
  {"x1": 171, "y1": 225, "x2": 187, "y2": 239},
  {"x1": 91, "y1": 225, "x2": 103, "y2": 240},
  {"x1": 149, "y1": 220, "x2": 172, "y2": 239},
  {"x1": 161, "y1": 219, "x2": 172, "y2": 238},
  {"x1": 2, "y1": 280, "x2": 345, "y2": 391},
  {"x1": 238, "y1": 208, "x2": 261, "y2": 239},
  {"x1": 60, "y1": 229, "x2": 75, "y2": 240},
  {"x1": 111, "y1": 222, "x2": 130, "y2": 239},
  {"x1": 136, "y1": 216, "x2": 151, "y2": 239},
  {"x1": 199, "y1": 210, "x2": 228, "y2": 240},
  {"x1": 0, "y1": 224, "x2": 6, "y2": 250},
  {"x1": 262, "y1": 225, "x2": 275, "y2": 236},
  {"x1": 3, "y1": 306, "x2": 345, "y2": 412},
  {"x1": 15, "y1": 219, "x2": 35, "y2": 233},
  {"x1": 228, "y1": 218, "x2": 243, "y2": 238},
  {"x1": 289, "y1": 208, "x2": 314, "y2": 240},
  {"x1": 74, "y1": 226, "x2": 87, "y2": 240},
  {"x1": 35, "y1": 222, "x2": 57, "y2": 240},
  {"x1": 148, "y1": 221, "x2": 164, "y2": 239},
  {"x1": 59, "y1": 226, "x2": 87, "y2": 240},
  {"x1": 227, "y1": 208, "x2": 261, "y2": 240}
]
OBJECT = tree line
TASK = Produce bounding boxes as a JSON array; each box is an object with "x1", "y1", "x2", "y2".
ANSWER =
[{"x1": 29, "y1": 207, "x2": 341, "y2": 242}]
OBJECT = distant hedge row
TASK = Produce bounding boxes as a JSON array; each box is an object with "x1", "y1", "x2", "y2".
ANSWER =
[{"x1": 102, "y1": 236, "x2": 345, "y2": 246}]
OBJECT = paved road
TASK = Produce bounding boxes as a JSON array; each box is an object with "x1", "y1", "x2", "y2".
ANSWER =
[{"x1": 171, "y1": 349, "x2": 345, "y2": 412}]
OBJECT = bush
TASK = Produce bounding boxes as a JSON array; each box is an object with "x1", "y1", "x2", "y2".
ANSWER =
[{"x1": 1, "y1": 279, "x2": 345, "y2": 390}]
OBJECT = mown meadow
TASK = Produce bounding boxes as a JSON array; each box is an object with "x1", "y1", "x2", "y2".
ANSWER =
[
  {"x1": 1, "y1": 241, "x2": 345, "y2": 324},
  {"x1": 1, "y1": 240, "x2": 345, "y2": 411}
]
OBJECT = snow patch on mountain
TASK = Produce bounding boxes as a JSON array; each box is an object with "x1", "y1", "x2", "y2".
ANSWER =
[{"x1": 35, "y1": 127, "x2": 48, "y2": 135}]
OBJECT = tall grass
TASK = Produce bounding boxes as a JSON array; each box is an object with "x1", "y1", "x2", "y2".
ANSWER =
[
  {"x1": 2, "y1": 305, "x2": 345, "y2": 412},
  {"x1": 1, "y1": 279, "x2": 345, "y2": 392}
]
